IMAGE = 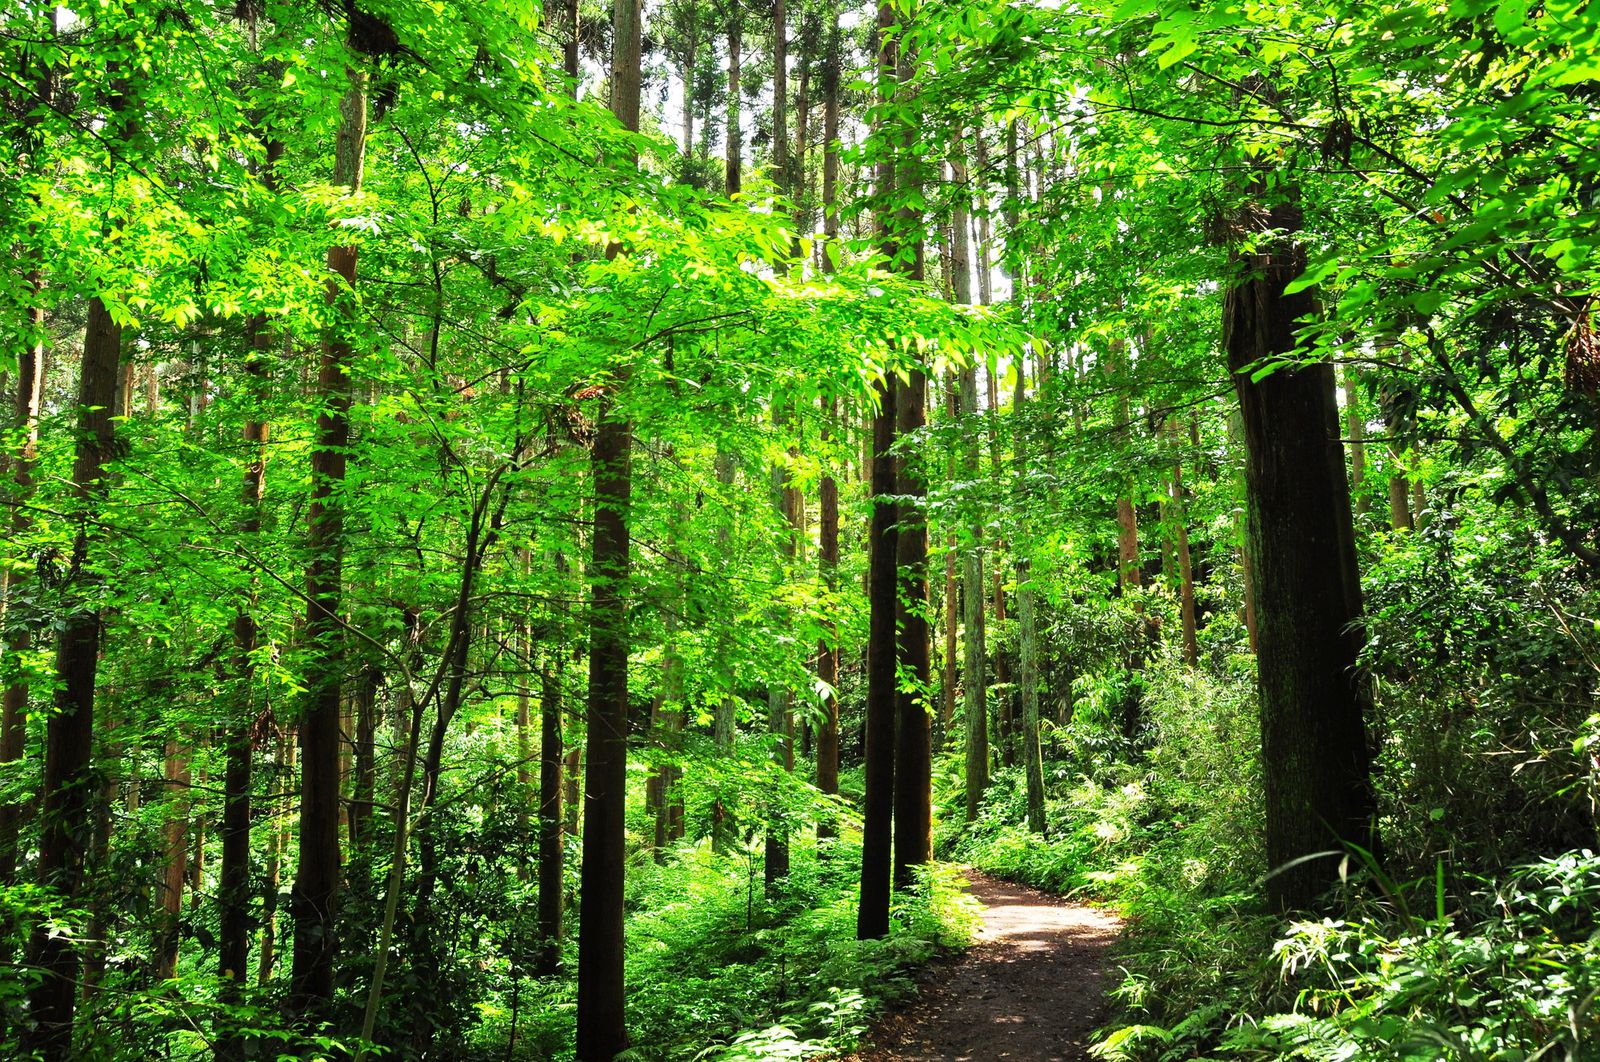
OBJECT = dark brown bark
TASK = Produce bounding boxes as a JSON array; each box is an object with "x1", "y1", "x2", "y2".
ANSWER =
[
  {"x1": 155, "y1": 738, "x2": 190, "y2": 982},
  {"x1": 1344, "y1": 366, "x2": 1368, "y2": 518},
  {"x1": 218, "y1": 233, "x2": 277, "y2": 1037},
  {"x1": 24, "y1": 295, "x2": 121, "y2": 1060},
  {"x1": 0, "y1": 273, "x2": 44, "y2": 886},
  {"x1": 893, "y1": 367, "x2": 933, "y2": 888},
  {"x1": 816, "y1": 406, "x2": 841, "y2": 835},
  {"x1": 289, "y1": 64, "x2": 366, "y2": 1019},
  {"x1": 1013, "y1": 369, "x2": 1046, "y2": 836},
  {"x1": 857, "y1": 376, "x2": 898, "y2": 939},
  {"x1": 724, "y1": 0, "x2": 741, "y2": 196},
  {"x1": 1224, "y1": 203, "x2": 1379, "y2": 913},
  {"x1": 577, "y1": 1, "x2": 639, "y2": 1052},
  {"x1": 536, "y1": 663, "x2": 564, "y2": 975}
]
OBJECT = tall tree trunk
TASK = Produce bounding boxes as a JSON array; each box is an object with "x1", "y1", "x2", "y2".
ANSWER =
[
  {"x1": 764, "y1": 445, "x2": 799, "y2": 887},
  {"x1": 814, "y1": 9, "x2": 844, "y2": 839},
  {"x1": 290, "y1": 63, "x2": 366, "y2": 1019},
  {"x1": 1169, "y1": 422, "x2": 1200, "y2": 667},
  {"x1": 725, "y1": 0, "x2": 741, "y2": 196},
  {"x1": 1012, "y1": 370, "x2": 1046, "y2": 835},
  {"x1": 890, "y1": 29, "x2": 932, "y2": 892},
  {"x1": 711, "y1": 451, "x2": 737, "y2": 854},
  {"x1": 1224, "y1": 202, "x2": 1379, "y2": 913},
  {"x1": 577, "y1": 0, "x2": 639, "y2": 1054},
  {"x1": 155, "y1": 737, "x2": 190, "y2": 981},
  {"x1": 218, "y1": 178, "x2": 278, "y2": 1042},
  {"x1": 258, "y1": 730, "x2": 293, "y2": 985},
  {"x1": 1344, "y1": 365, "x2": 1368, "y2": 518},
  {"x1": 0, "y1": 270, "x2": 45, "y2": 888},
  {"x1": 816, "y1": 400, "x2": 841, "y2": 837},
  {"x1": 950, "y1": 136, "x2": 988, "y2": 822},
  {"x1": 536, "y1": 661, "x2": 564, "y2": 975},
  {"x1": 0, "y1": 8, "x2": 55, "y2": 893},
  {"x1": 857, "y1": 374, "x2": 899, "y2": 939},
  {"x1": 24, "y1": 294, "x2": 121, "y2": 1060}
]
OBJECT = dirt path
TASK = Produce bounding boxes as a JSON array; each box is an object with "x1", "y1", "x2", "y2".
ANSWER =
[{"x1": 850, "y1": 870, "x2": 1123, "y2": 1062}]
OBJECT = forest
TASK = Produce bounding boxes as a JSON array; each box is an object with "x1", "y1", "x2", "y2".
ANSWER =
[{"x1": 1, "y1": 0, "x2": 1598, "y2": 1058}]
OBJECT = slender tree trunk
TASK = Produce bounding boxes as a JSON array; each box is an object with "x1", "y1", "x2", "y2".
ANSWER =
[
  {"x1": 577, "y1": 0, "x2": 639, "y2": 1054},
  {"x1": 764, "y1": 444, "x2": 799, "y2": 887},
  {"x1": 1224, "y1": 202, "x2": 1379, "y2": 912},
  {"x1": 218, "y1": 186, "x2": 278, "y2": 1044},
  {"x1": 155, "y1": 738, "x2": 190, "y2": 981},
  {"x1": 536, "y1": 661, "x2": 564, "y2": 975},
  {"x1": 290, "y1": 63, "x2": 366, "y2": 1019},
  {"x1": 1012, "y1": 370, "x2": 1046, "y2": 835},
  {"x1": 0, "y1": 10, "x2": 55, "y2": 895},
  {"x1": 1169, "y1": 423, "x2": 1199, "y2": 667},
  {"x1": 1344, "y1": 365, "x2": 1368, "y2": 518},
  {"x1": 24, "y1": 294, "x2": 121, "y2": 1060},
  {"x1": 725, "y1": 0, "x2": 741, "y2": 196},
  {"x1": 258, "y1": 731, "x2": 293, "y2": 986},
  {"x1": 0, "y1": 271, "x2": 44, "y2": 887},
  {"x1": 349, "y1": 667, "x2": 377, "y2": 850},
  {"x1": 816, "y1": 401, "x2": 841, "y2": 836},
  {"x1": 951, "y1": 138, "x2": 988, "y2": 822},
  {"x1": 711, "y1": 452, "x2": 737, "y2": 854}
]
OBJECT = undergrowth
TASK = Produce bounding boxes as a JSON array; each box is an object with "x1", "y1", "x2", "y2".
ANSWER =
[
  {"x1": 474, "y1": 837, "x2": 980, "y2": 1061},
  {"x1": 943, "y1": 657, "x2": 1600, "y2": 1062}
]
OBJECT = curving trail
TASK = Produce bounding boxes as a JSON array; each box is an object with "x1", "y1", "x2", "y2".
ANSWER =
[{"x1": 849, "y1": 870, "x2": 1124, "y2": 1062}]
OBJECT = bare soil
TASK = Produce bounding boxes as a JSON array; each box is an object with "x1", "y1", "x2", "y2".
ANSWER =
[{"x1": 846, "y1": 870, "x2": 1124, "y2": 1062}]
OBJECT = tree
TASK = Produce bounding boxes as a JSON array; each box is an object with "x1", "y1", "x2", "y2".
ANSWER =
[
  {"x1": 576, "y1": 0, "x2": 641, "y2": 1056},
  {"x1": 1224, "y1": 201, "x2": 1378, "y2": 912},
  {"x1": 289, "y1": 53, "x2": 367, "y2": 1020}
]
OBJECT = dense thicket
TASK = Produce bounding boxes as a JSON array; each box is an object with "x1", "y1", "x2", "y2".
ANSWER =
[{"x1": 2, "y1": 0, "x2": 1598, "y2": 1060}]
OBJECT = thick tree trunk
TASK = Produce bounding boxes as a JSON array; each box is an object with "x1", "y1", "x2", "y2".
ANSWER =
[
  {"x1": 24, "y1": 295, "x2": 121, "y2": 1060},
  {"x1": 577, "y1": 2, "x2": 639, "y2": 1053},
  {"x1": 1224, "y1": 203, "x2": 1379, "y2": 913},
  {"x1": 289, "y1": 65, "x2": 366, "y2": 1020},
  {"x1": 857, "y1": 377, "x2": 898, "y2": 939}
]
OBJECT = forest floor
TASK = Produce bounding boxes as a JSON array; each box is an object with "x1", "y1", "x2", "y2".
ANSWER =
[{"x1": 846, "y1": 870, "x2": 1124, "y2": 1062}]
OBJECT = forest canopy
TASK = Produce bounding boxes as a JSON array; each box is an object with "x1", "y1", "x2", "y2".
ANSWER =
[{"x1": 1, "y1": 0, "x2": 1598, "y2": 1059}]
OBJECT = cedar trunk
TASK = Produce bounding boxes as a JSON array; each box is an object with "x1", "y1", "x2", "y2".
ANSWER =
[
  {"x1": 290, "y1": 65, "x2": 366, "y2": 1018},
  {"x1": 1224, "y1": 203, "x2": 1379, "y2": 913}
]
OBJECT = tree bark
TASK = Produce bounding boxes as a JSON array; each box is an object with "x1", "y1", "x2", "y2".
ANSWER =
[
  {"x1": 155, "y1": 738, "x2": 190, "y2": 982},
  {"x1": 724, "y1": 0, "x2": 741, "y2": 196},
  {"x1": 536, "y1": 662, "x2": 564, "y2": 975},
  {"x1": 1344, "y1": 365, "x2": 1368, "y2": 518},
  {"x1": 577, "y1": 0, "x2": 639, "y2": 1053},
  {"x1": 1224, "y1": 202, "x2": 1379, "y2": 912},
  {"x1": 24, "y1": 294, "x2": 121, "y2": 1060},
  {"x1": 857, "y1": 375, "x2": 898, "y2": 939},
  {"x1": 289, "y1": 63, "x2": 366, "y2": 1020},
  {"x1": 1013, "y1": 369, "x2": 1046, "y2": 836}
]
